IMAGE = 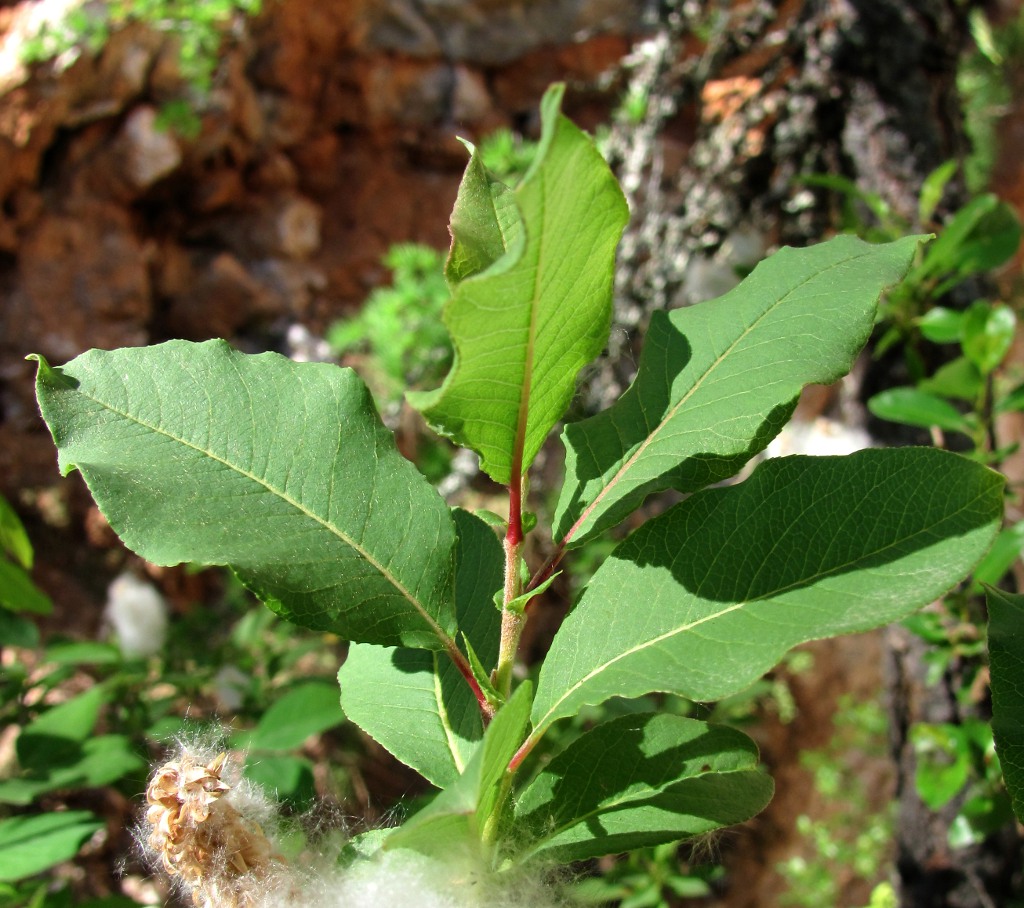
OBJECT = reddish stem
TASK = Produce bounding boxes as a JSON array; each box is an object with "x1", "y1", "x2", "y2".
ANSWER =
[
  {"x1": 507, "y1": 733, "x2": 536, "y2": 774},
  {"x1": 507, "y1": 465, "x2": 524, "y2": 549},
  {"x1": 447, "y1": 640, "x2": 495, "y2": 721}
]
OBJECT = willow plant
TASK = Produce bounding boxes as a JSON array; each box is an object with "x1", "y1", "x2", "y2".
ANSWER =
[{"x1": 31, "y1": 85, "x2": 1009, "y2": 907}]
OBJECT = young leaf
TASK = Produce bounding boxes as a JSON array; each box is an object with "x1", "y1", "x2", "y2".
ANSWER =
[
  {"x1": 409, "y1": 84, "x2": 629, "y2": 486},
  {"x1": 553, "y1": 235, "x2": 926, "y2": 548},
  {"x1": 987, "y1": 586, "x2": 1024, "y2": 823},
  {"x1": 339, "y1": 509, "x2": 502, "y2": 787},
  {"x1": 32, "y1": 340, "x2": 457, "y2": 651},
  {"x1": 514, "y1": 713, "x2": 773, "y2": 863},
  {"x1": 532, "y1": 448, "x2": 1003, "y2": 740},
  {"x1": 918, "y1": 160, "x2": 958, "y2": 225},
  {"x1": 445, "y1": 142, "x2": 523, "y2": 285},
  {"x1": 384, "y1": 682, "x2": 533, "y2": 857}
]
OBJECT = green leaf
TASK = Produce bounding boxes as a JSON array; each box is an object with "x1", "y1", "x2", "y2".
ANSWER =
[
  {"x1": 987, "y1": 586, "x2": 1024, "y2": 823},
  {"x1": 502, "y1": 571, "x2": 560, "y2": 615},
  {"x1": 384, "y1": 681, "x2": 532, "y2": 857},
  {"x1": 918, "y1": 160, "x2": 958, "y2": 225},
  {"x1": 918, "y1": 357, "x2": 983, "y2": 402},
  {"x1": 0, "y1": 562, "x2": 51, "y2": 615},
  {"x1": 532, "y1": 448, "x2": 1003, "y2": 740},
  {"x1": 998, "y1": 379, "x2": 1024, "y2": 414},
  {"x1": 0, "y1": 496, "x2": 33, "y2": 570},
  {"x1": 554, "y1": 235, "x2": 926, "y2": 548},
  {"x1": 514, "y1": 713, "x2": 773, "y2": 863},
  {"x1": 409, "y1": 84, "x2": 629, "y2": 485},
  {"x1": 243, "y1": 681, "x2": 343, "y2": 751},
  {"x1": 41, "y1": 641, "x2": 122, "y2": 665},
  {"x1": 445, "y1": 141, "x2": 523, "y2": 285},
  {"x1": 918, "y1": 195, "x2": 1021, "y2": 286},
  {"x1": 0, "y1": 736, "x2": 145, "y2": 806},
  {"x1": 962, "y1": 301, "x2": 1016, "y2": 376},
  {"x1": 339, "y1": 510, "x2": 503, "y2": 787},
  {"x1": 32, "y1": 340, "x2": 457, "y2": 650},
  {"x1": 911, "y1": 723, "x2": 971, "y2": 809},
  {"x1": 0, "y1": 607, "x2": 39, "y2": 648},
  {"x1": 0, "y1": 812, "x2": 103, "y2": 882},
  {"x1": 972, "y1": 521, "x2": 1024, "y2": 587},
  {"x1": 867, "y1": 387, "x2": 972, "y2": 434},
  {"x1": 18, "y1": 687, "x2": 105, "y2": 766},
  {"x1": 916, "y1": 306, "x2": 963, "y2": 344}
]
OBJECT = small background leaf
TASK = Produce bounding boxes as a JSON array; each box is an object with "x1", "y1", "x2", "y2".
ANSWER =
[
  {"x1": 0, "y1": 812, "x2": 103, "y2": 882},
  {"x1": 0, "y1": 561, "x2": 52, "y2": 615},
  {"x1": 867, "y1": 387, "x2": 973, "y2": 433},
  {"x1": 243, "y1": 754, "x2": 316, "y2": 809},
  {"x1": 240, "y1": 681, "x2": 344, "y2": 752},
  {"x1": 0, "y1": 496, "x2": 34, "y2": 569}
]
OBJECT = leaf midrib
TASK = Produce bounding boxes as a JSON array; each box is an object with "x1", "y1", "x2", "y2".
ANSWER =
[
  {"x1": 563, "y1": 247, "x2": 880, "y2": 544},
  {"x1": 434, "y1": 653, "x2": 467, "y2": 776},
  {"x1": 72, "y1": 384, "x2": 451, "y2": 646},
  {"x1": 510, "y1": 170, "x2": 547, "y2": 480}
]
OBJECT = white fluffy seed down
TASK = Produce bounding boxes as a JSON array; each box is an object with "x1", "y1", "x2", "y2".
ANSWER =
[{"x1": 141, "y1": 747, "x2": 566, "y2": 908}]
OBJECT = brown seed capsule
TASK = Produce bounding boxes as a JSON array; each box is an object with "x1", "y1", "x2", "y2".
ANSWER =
[{"x1": 144, "y1": 751, "x2": 280, "y2": 908}]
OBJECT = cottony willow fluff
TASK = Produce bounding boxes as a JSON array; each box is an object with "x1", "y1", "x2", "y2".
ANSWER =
[{"x1": 141, "y1": 746, "x2": 566, "y2": 908}]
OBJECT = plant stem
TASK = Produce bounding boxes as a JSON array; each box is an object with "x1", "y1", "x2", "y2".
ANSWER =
[
  {"x1": 494, "y1": 473, "x2": 525, "y2": 697},
  {"x1": 508, "y1": 733, "x2": 537, "y2": 774}
]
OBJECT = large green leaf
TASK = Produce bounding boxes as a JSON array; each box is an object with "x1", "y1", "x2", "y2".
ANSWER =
[
  {"x1": 409, "y1": 84, "x2": 629, "y2": 485},
  {"x1": 0, "y1": 811, "x2": 103, "y2": 882},
  {"x1": 339, "y1": 509, "x2": 503, "y2": 787},
  {"x1": 987, "y1": 587, "x2": 1024, "y2": 823},
  {"x1": 514, "y1": 713, "x2": 772, "y2": 863},
  {"x1": 553, "y1": 235, "x2": 926, "y2": 547},
  {"x1": 384, "y1": 682, "x2": 532, "y2": 858},
  {"x1": 532, "y1": 448, "x2": 1003, "y2": 740},
  {"x1": 32, "y1": 340, "x2": 457, "y2": 650}
]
